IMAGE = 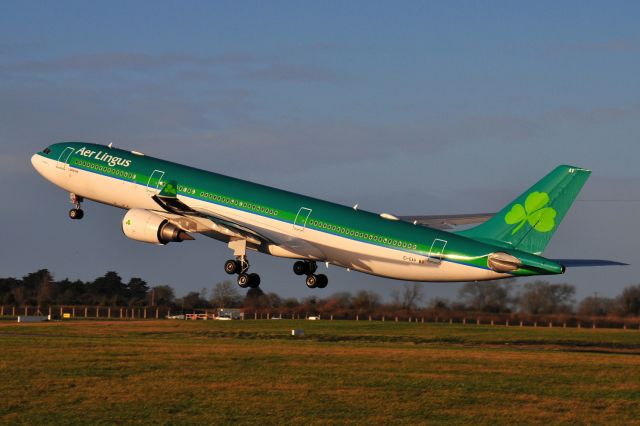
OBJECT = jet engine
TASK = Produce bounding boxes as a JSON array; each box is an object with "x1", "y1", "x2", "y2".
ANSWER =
[
  {"x1": 487, "y1": 252, "x2": 522, "y2": 273},
  {"x1": 487, "y1": 251, "x2": 564, "y2": 275},
  {"x1": 122, "y1": 209, "x2": 194, "y2": 245}
]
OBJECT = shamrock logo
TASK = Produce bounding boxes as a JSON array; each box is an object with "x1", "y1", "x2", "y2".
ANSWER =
[
  {"x1": 160, "y1": 181, "x2": 177, "y2": 197},
  {"x1": 504, "y1": 192, "x2": 557, "y2": 235}
]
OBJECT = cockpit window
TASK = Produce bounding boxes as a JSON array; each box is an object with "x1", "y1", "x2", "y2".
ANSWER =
[{"x1": 43, "y1": 147, "x2": 51, "y2": 154}]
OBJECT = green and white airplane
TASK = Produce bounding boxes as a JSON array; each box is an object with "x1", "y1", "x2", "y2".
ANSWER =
[{"x1": 32, "y1": 142, "x2": 623, "y2": 289}]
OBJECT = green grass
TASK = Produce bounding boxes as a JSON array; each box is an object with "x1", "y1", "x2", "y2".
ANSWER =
[{"x1": 1, "y1": 320, "x2": 639, "y2": 425}]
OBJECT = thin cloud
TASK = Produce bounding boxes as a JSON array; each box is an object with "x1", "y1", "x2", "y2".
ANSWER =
[
  {"x1": 0, "y1": 50, "x2": 340, "y2": 84},
  {"x1": 0, "y1": 52, "x2": 250, "y2": 73},
  {"x1": 430, "y1": 104, "x2": 640, "y2": 147},
  {"x1": 575, "y1": 40, "x2": 640, "y2": 53},
  {"x1": 0, "y1": 41, "x2": 46, "y2": 56},
  {"x1": 242, "y1": 62, "x2": 338, "y2": 82},
  {"x1": 548, "y1": 39, "x2": 640, "y2": 54},
  {"x1": 541, "y1": 105, "x2": 640, "y2": 125}
]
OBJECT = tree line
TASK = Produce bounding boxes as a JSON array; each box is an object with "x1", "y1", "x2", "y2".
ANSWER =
[{"x1": 1, "y1": 270, "x2": 640, "y2": 318}]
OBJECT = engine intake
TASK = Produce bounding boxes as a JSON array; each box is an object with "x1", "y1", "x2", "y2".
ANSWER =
[{"x1": 122, "y1": 209, "x2": 194, "y2": 245}]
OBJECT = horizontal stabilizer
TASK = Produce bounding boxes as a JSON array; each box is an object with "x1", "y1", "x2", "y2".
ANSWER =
[
  {"x1": 399, "y1": 213, "x2": 494, "y2": 229},
  {"x1": 554, "y1": 259, "x2": 628, "y2": 267}
]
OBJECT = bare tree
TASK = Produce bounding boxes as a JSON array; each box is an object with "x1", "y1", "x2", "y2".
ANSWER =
[
  {"x1": 518, "y1": 281, "x2": 575, "y2": 314},
  {"x1": 180, "y1": 291, "x2": 211, "y2": 310},
  {"x1": 352, "y1": 290, "x2": 381, "y2": 315},
  {"x1": 147, "y1": 285, "x2": 175, "y2": 306},
  {"x1": 428, "y1": 298, "x2": 451, "y2": 311},
  {"x1": 392, "y1": 283, "x2": 424, "y2": 311},
  {"x1": 578, "y1": 294, "x2": 616, "y2": 316},
  {"x1": 319, "y1": 292, "x2": 352, "y2": 318},
  {"x1": 458, "y1": 279, "x2": 514, "y2": 313},
  {"x1": 210, "y1": 280, "x2": 242, "y2": 308},
  {"x1": 35, "y1": 269, "x2": 54, "y2": 306},
  {"x1": 243, "y1": 287, "x2": 282, "y2": 310},
  {"x1": 617, "y1": 284, "x2": 640, "y2": 316}
]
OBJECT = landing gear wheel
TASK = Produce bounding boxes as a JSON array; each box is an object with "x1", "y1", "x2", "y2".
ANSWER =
[
  {"x1": 237, "y1": 273, "x2": 251, "y2": 288},
  {"x1": 305, "y1": 274, "x2": 318, "y2": 289},
  {"x1": 224, "y1": 259, "x2": 240, "y2": 275},
  {"x1": 316, "y1": 274, "x2": 328, "y2": 289},
  {"x1": 293, "y1": 261, "x2": 307, "y2": 276},
  {"x1": 69, "y1": 208, "x2": 84, "y2": 220},
  {"x1": 248, "y1": 273, "x2": 261, "y2": 288},
  {"x1": 69, "y1": 193, "x2": 84, "y2": 219},
  {"x1": 294, "y1": 261, "x2": 317, "y2": 275}
]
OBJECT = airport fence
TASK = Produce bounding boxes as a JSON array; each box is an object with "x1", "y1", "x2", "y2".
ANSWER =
[
  {"x1": 1, "y1": 305, "x2": 639, "y2": 330},
  {"x1": 0, "y1": 305, "x2": 173, "y2": 320}
]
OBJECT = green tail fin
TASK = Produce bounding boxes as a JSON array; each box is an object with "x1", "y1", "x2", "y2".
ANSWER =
[{"x1": 458, "y1": 165, "x2": 591, "y2": 254}]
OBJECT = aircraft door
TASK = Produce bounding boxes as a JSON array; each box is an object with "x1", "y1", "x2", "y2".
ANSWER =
[
  {"x1": 56, "y1": 147, "x2": 75, "y2": 170},
  {"x1": 428, "y1": 238, "x2": 447, "y2": 263},
  {"x1": 146, "y1": 170, "x2": 165, "y2": 194},
  {"x1": 293, "y1": 207, "x2": 312, "y2": 231}
]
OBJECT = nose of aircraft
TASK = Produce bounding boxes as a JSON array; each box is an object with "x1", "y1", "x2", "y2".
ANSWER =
[
  {"x1": 31, "y1": 153, "x2": 46, "y2": 176},
  {"x1": 31, "y1": 153, "x2": 39, "y2": 170}
]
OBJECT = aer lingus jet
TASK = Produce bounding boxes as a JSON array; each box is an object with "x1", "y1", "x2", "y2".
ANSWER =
[{"x1": 32, "y1": 142, "x2": 623, "y2": 289}]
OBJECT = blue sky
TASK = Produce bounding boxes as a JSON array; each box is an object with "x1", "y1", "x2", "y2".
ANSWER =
[{"x1": 1, "y1": 1, "x2": 639, "y2": 302}]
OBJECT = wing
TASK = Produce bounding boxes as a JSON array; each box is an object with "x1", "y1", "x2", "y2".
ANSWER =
[
  {"x1": 151, "y1": 181, "x2": 326, "y2": 259},
  {"x1": 398, "y1": 213, "x2": 495, "y2": 229}
]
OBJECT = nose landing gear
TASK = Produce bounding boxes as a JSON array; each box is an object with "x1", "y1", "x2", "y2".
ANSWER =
[{"x1": 68, "y1": 193, "x2": 84, "y2": 220}]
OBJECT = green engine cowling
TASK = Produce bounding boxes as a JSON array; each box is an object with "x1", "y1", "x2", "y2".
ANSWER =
[{"x1": 488, "y1": 251, "x2": 564, "y2": 275}]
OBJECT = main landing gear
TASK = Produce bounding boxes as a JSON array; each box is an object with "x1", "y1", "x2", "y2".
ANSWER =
[
  {"x1": 68, "y1": 193, "x2": 84, "y2": 220},
  {"x1": 224, "y1": 256, "x2": 261, "y2": 289},
  {"x1": 225, "y1": 239, "x2": 261, "y2": 289},
  {"x1": 293, "y1": 261, "x2": 328, "y2": 289}
]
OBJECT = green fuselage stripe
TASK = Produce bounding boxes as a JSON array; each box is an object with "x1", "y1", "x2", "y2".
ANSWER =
[
  {"x1": 73, "y1": 157, "x2": 446, "y2": 261},
  {"x1": 45, "y1": 142, "x2": 549, "y2": 277}
]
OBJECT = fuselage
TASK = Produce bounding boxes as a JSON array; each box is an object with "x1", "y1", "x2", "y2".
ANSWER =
[{"x1": 31, "y1": 142, "x2": 563, "y2": 282}]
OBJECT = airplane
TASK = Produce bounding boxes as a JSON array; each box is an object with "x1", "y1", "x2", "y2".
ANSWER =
[{"x1": 31, "y1": 142, "x2": 624, "y2": 289}]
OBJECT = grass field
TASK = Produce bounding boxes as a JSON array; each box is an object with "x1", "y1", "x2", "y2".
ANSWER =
[{"x1": 1, "y1": 320, "x2": 639, "y2": 425}]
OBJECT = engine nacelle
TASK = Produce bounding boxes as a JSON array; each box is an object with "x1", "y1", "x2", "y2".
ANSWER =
[
  {"x1": 487, "y1": 252, "x2": 522, "y2": 272},
  {"x1": 122, "y1": 209, "x2": 194, "y2": 245}
]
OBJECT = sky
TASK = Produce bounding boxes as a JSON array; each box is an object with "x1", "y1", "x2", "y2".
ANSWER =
[{"x1": 1, "y1": 1, "x2": 639, "y2": 303}]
